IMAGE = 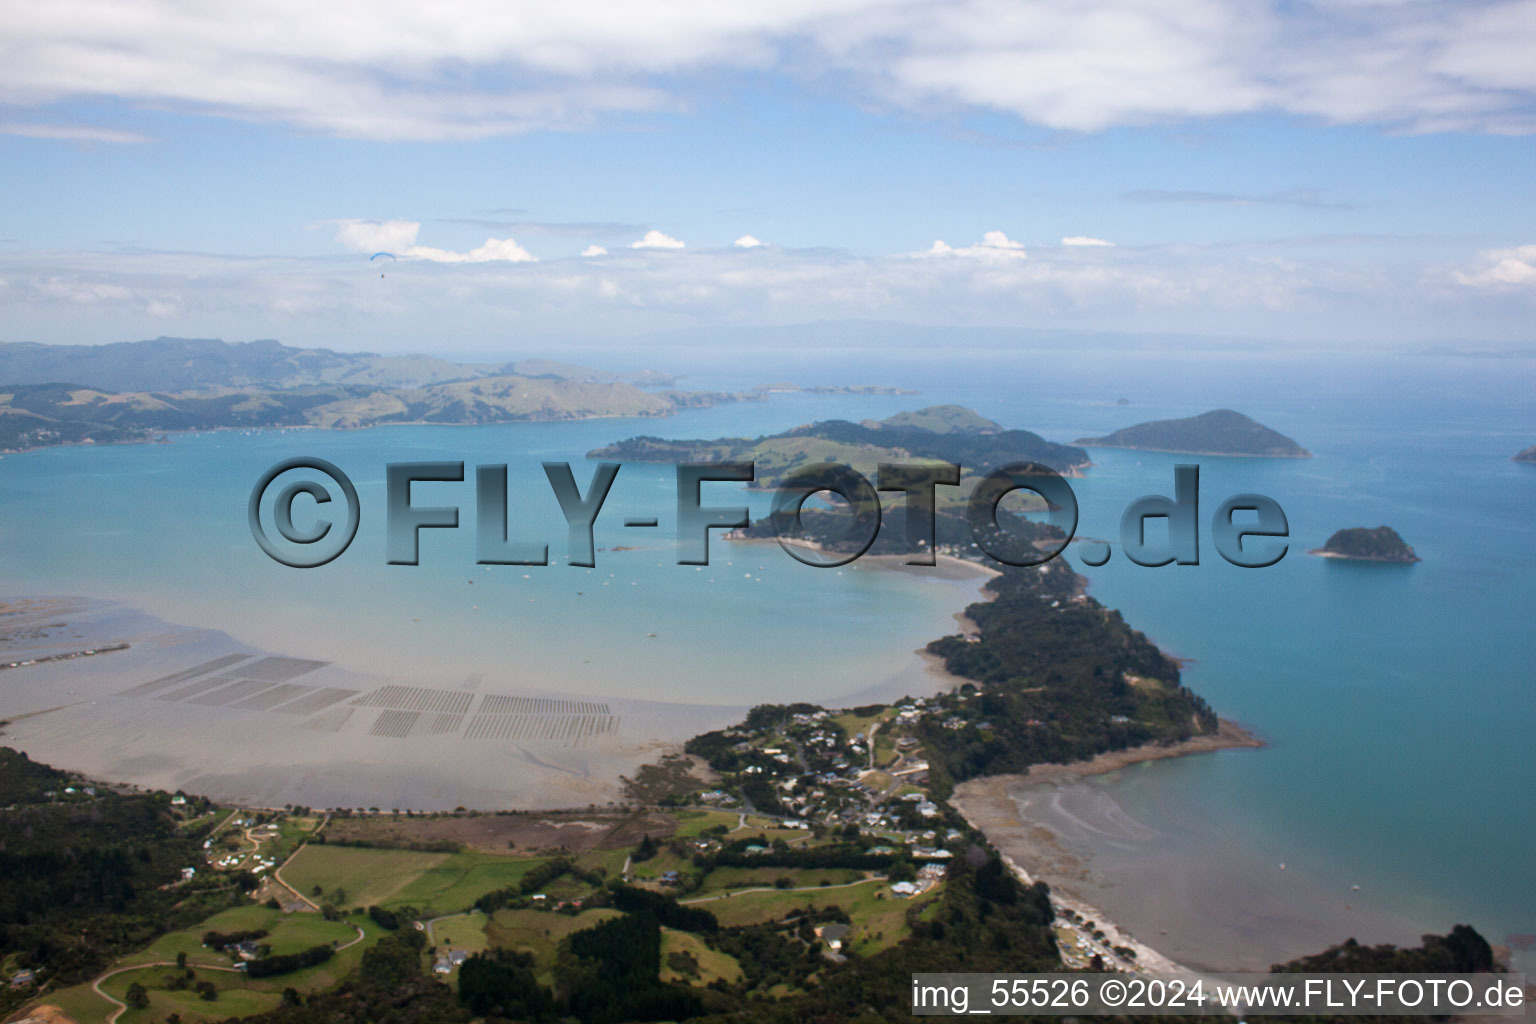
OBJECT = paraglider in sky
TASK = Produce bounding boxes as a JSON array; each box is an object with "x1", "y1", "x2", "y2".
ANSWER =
[{"x1": 370, "y1": 251, "x2": 397, "y2": 278}]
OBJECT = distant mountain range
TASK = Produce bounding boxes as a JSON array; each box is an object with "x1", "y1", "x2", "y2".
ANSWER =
[
  {"x1": 1515, "y1": 445, "x2": 1536, "y2": 464},
  {"x1": 0, "y1": 337, "x2": 682, "y2": 392},
  {"x1": 0, "y1": 377, "x2": 763, "y2": 453},
  {"x1": 1075, "y1": 408, "x2": 1310, "y2": 458},
  {"x1": 0, "y1": 338, "x2": 770, "y2": 453}
]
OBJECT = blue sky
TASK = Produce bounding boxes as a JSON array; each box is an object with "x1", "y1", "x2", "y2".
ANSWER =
[{"x1": 2, "y1": 1, "x2": 1534, "y2": 353}]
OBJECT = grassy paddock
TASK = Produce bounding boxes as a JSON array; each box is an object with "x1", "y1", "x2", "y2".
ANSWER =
[
  {"x1": 99, "y1": 914, "x2": 381, "y2": 1024},
  {"x1": 119, "y1": 905, "x2": 276, "y2": 968},
  {"x1": 426, "y1": 910, "x2": 490, "y2": 955},
  {"x1": 106, "y1": 971, "x2": 279, "y2": 1024},
  {"x1": 689, "y1": 876, "x2": 934, "y2": 955},
  {"x1": 831, "y1": 710, "x2": 886, "y2": 739},
  {"x1": 659, "y1": 928, "x2": 743, "y2": 986},
  {"x1": 575, "y1": 846, "x2": 630, "y2": 878},
  {"x1": 669, "y1": 809, "x2": 740, "y2": 838},
  {"x1": 280, "y1": 845, "x2": 450, "y2": 908},
  {"x1": 384, "y1": 851, "x2": 548, "y2": 915},
  {"x1": 693, "y1": 866, "x2": 863, "y2": 895},
  {"x1": 26, "y1": 985, "x2": 119, "y2": 1024}
]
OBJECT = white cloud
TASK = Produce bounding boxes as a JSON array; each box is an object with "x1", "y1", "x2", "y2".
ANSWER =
[
  {"x1": 332, "y1": 219, "x2": 535, "y2": 263},
  {"x1": 734, "y1": 235, "x2": 766, "y2": 248},
  {"x1": 334, "y1": 219, "x2": 422, "y2": 254},
  {"x1": 581, "y1": 245, "x2": 609, "y2": 257},
  {"x1": 2, "y1": 1, "x2": 1534, "y2": 139},
  {"x1": 406, "y1": 238, "x2": 537, "y2": 264},
  {"x1": 1062, "y1": 236, "x2": 1115, "y2": 247},
  {"x1": 917, "y1": 230, "x2": 1026, "y2": 261},
  {"x1": 1453, "y1": 244, "x2": 1536, "y2": 288},
  {"x1": 632, "y1": 229, "x2": 685, "y2": 249},
  {"x1": 33, "y1": 278, "x2": 133, "y2": 304},
  {"x1": 0, "y1": 122, "x2": 152, "y2": 144}
]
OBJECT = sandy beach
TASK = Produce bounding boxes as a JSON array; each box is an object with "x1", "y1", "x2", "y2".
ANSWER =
[
  {"x1": 950, "y1": 723, "x2": 1266, "y2": 973},
  {"x1": 950, "y1": 723, "x2": 1430, "y2": 973},
  {"x1": 726, "y1": 532, "x2": 1002, "y2": 579}
]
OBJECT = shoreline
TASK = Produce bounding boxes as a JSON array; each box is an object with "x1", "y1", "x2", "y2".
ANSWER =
[
  {"x1": 1306, "y1": 548, "x2": 1420, "y2": 563},
  {"x1": 724, "y1": 532, "x2": 1004, "y2": 581},
  {"x1": 951, "y1": 720, "x2": 1265, "y2": 975},
  {"x1": 860, "y1": 537, "x2": 1267, "y2": 976},
  {"x1": 6, "y1": 531, "x2": 1260, "y2": 976},
  {"x1": 746, "y1": 535, "x2": 1279, "y2": 977},
  {"x1": 14, "y1": 573, "x2": 1259, "y2": 978},
  {"x1": 993, "y1": 718, "x2": 1264, "y2": 786}
]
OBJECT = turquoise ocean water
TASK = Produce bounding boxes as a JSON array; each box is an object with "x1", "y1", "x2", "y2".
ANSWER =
[{"x1": 0, "y1": 345, "x2": 1531, "y2": 963}]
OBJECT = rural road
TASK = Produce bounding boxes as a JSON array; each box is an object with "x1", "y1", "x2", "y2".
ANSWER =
[
  {"x1": 88, "y1": 921, "x2": 365, "y2": 1024},
  {"x1": 90, "y1": 961, "x2": 244, "y2": 1024},
  {"x1": 271, "y1": 849, "x2": 319, "y2": 911},
  {"x1": 270, "y1": 814, "x2": 329, "y2": 911},
  {"x1": 422, "y1": 912, "x2": 477, "y2": 945}
]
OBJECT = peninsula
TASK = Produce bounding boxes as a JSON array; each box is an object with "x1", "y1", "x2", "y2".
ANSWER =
[
  {"x1": 1515, "y1": 445, "x2": 1536, "y2": 463},
  {"x1": 1311, "y1": 526, "x2": 1420, "y2": 563},
  {"x1": 1075, "y1": 408, "x2": 1311, "y2": 458}
]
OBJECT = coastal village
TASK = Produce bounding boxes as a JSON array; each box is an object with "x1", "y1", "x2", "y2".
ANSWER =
[{"x1": 668, "y1": 698, "x2": 1148, "y2": 973}]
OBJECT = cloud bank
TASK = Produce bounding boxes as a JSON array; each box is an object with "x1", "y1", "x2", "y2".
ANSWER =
[
  {"x1": 4, "y1": 1, "x2": 1536, "y2": 139},
  {"x1": 1453, "y1": 244, "x2": 1536, "y2": 289},
  {"x1": 9, "y1": 231, "x2": 1533, "y2": 349}
]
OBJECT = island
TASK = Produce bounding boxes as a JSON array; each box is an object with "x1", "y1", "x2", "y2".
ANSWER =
[
  {"x1": 1515, "y1": 445, "x2": 1536, "y2": 463},
  {"x1": 1075, "y1": 408, "x2": 1311, "y2": 458},
  {"x1": 589, "y1": 404, "x2": 1088, "y2": 491},
  {"x1": 1311, "y1": 526, "x2": 1420, "y2": 563}
]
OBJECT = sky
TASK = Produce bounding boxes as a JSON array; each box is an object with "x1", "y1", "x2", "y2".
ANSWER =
[{"x1": 1, "y1": 0, "x2": 1534, "y2": 355}]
